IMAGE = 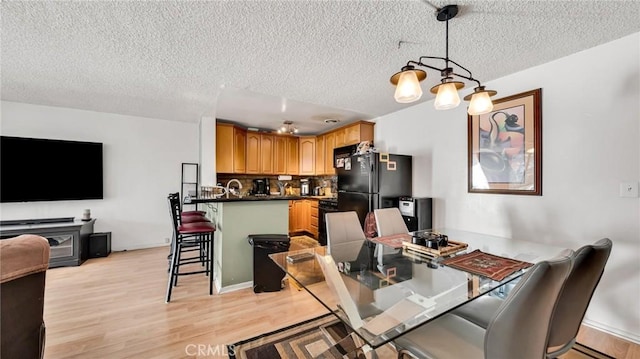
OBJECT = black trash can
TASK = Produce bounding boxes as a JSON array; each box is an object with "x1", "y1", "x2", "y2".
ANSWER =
[{"x1": 248, "y1": 234, "x2": 290, "y2": 293}]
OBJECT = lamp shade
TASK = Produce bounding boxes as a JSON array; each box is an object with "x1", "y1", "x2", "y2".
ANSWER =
[
  {"x1": 433, "y1": 82, "x2": 461, "y2": 110},
  {"x1": 467, "y1": 91, "x2": 494, "y2": 115},
  {"x1": 394, "y1": 70, "x2": 423, "y2": 103}
]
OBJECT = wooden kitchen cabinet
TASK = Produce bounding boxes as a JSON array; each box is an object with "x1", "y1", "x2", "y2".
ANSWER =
[
  {"x1": 274, "y1": 135, "x2": 287, "y2": 174},
  {"x1": 344, "y1": 121, "x2": 375, "y2": 145},
  {"x1": 309, "y1": 200, "x2": 318, "y2": 238},
  {"x1": 334, "y1": 128, "x2": 346, "y2": 148},
  {"x1": 288, "y1": 201, "x2": 295, "y2": 233},
  {"x1": 216, "y1": 123, "x2": 246, "y2": 173},
  {"x1": 245, "y1": 132, "x2": 261, "y2": 174},
  {"x1": 299, "y1": 137, "x2": 316, "y2": 176},
  {"x1": 288, "y1": 199, "x2": 318, "y2": 238},
  {"x1": 315, "y1": 134, "x2": 325, "y2": 175},
  {"x1": 324, "y1": 132, "x2": 336, "y2": 175},
  {"x1": 286, "y1": 136, "x2": 299, "y2": 175},
  {"x1": 260, "y1": 134, "x2": 274, "y2": 174}
]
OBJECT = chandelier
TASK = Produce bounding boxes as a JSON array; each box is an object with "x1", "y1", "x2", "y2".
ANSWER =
[
  {"x1": 390, "y1": 4, "x2": 497, "y2": 115},
  {"x1": 277, "y1": 120, "x2": 299, "y2": 135}
]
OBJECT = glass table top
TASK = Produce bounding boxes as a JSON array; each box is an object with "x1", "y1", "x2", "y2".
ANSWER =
[{"x1": 270, "y1": 228, "x2": 565, "y2": 349}]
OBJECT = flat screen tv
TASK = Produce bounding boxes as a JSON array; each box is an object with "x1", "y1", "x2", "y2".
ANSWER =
[{"x1": 1, "y1": 136, "x2": 103, "y2": 202}]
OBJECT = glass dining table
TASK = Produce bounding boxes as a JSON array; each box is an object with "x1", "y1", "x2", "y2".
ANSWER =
[{"x1": 269, "y1": 228, "x2": 565, "y2": 356}]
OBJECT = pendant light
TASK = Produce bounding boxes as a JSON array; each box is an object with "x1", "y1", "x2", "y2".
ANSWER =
[{"x1": 390, "y1": 4, "x2": 497, "y2": 115}]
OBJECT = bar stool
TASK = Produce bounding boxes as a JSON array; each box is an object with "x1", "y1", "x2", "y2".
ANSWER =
[
  {"x1": 166, "y1": 193, "x2": 211, "y2": 272},
  {"x1": 166, "y1": 194, "x2": 216, "y2": 303}
]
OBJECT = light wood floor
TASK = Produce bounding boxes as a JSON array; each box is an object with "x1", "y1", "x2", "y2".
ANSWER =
[{"x1": 43, "y1": 247, "x2": 639, "y2": 359}]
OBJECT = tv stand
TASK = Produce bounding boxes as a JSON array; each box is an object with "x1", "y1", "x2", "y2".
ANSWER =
[
  {"x1": 0, "y1": 219, "x2": 96, "y2": 268},
  {"x1": 0, "y1": 217, "x2": 75, "y2": 226}
]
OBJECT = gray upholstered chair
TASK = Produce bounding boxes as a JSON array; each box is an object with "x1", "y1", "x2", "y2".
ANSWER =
[
  {"x1": 453, "y1": 238, "x2": 613, "y2": 358},
  {"x1": 373, "y1": 208, "x2": 409, "y2": 271},
  {"x1": 374, "y1": 208, "x2": 409, "y2": 236},
  {"x1": 326, "y1": 211, "x2": 367, "y2": 264},
  {"x1": 395, "y1": 253, "x2": 573, "y2": 359}
]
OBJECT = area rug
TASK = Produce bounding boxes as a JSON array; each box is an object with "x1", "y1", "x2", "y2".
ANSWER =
[
  {"x1": 228, "y1": 313, "x2": 354, "y2": 359},
  {"x1": 229, "y1": 314, "x2": 613, "y2": 359},
  {"x1": 441, "y1": 249, "x2": 533, "y2": 281}
]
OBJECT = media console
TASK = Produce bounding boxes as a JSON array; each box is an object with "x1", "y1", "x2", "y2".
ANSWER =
[{"x1": 0, "y1": 218, "x2": 96, "y2": 268}]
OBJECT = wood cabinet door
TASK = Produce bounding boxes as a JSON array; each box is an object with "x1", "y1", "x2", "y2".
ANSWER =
[
  {"x1": 315, "y1": 135, "x2": 325, "y2": 175},
  {"x1": 310, "y1": 200, "x2": 319, "y2": 238},
  {"x1": 273, "y1": 136, "x2": 287, "y2": 174},
  {"x1": 216, "y1": 123, "x2": 234, "y2": 173},
  {"x1": 260, "y1": 134, "x2": 274, "y2": 174},
  {"x1": 233, "y1": 127, "x2": 246, "y2": 173},
  {"x1": 324, "y1": 132, "x2": 336, "y2": 175},
  {"x1": 288, "y1": 201, "x2": 295, "y2": 234},
  {"x1": 334, "y1": 128, "x2": 346, "y2": 148},
  {"x1": 299, "y1": 137, "x2": 316, "y2": 175},
  {"x1": 246, "y1": 132, "x2": 261, "y2": 174},
  {"x1": 286, "y1": 136, "x2": 299, "y2": 175},
  {"x1": 344, "y1": 124, "x2": 361, "y2": 145},
  {"x1": 301, "y1": 200, "x2": 311, "y2": 232},
  {"x1": 293, "y1": 200, "x2": 304, "y2": 232}
]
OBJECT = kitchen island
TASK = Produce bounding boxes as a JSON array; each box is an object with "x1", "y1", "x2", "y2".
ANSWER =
[{"x1": 190, "y1": 196, "x2": 315, "y2": 293}]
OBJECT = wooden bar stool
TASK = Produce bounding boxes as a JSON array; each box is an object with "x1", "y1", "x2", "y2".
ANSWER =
[{"x1": 166, "y1": 194, "x2": 216, "y2": 303}]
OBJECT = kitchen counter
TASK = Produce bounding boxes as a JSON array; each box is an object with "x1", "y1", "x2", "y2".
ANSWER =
[
  {"x1": 197, "y1": 194, "x2": 335, "y2": 292},
  {"x1": 187, "y1": 195, "x2": 335, "y2": 204}
]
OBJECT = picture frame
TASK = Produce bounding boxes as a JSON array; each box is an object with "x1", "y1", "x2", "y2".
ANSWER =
[{"x1": 467, "y1": 88, "x2": 542, "y2": 195}]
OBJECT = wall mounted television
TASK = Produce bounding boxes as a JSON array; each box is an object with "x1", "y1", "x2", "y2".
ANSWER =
[{"x1": 1, "y1": 136, "x2": 103, "y2": 203}]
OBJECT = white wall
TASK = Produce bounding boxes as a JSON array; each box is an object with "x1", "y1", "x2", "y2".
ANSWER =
[
  {"x1": 374, "y1": 33, "x2": 640, "y2": 342},
  {"x1": 0, "y1": 101, "x2": 199, "y2": 251}
]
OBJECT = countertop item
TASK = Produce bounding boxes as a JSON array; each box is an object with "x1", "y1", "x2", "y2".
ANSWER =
[{"x1": 186, "y1": 195, "x2": 336, "y2": 204}]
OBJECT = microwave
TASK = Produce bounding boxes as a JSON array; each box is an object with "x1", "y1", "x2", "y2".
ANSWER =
[{"x1": 333, "y1": 144, "x2": 359, "y2": 168}]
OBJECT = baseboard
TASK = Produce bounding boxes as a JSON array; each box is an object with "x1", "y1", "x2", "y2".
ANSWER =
[
  {"x1": 112, "y1": 242, "x2": 169, "y2": 252},
  {"x1": 583, "y1": 318, "x2": 640, "y2": 344},
  {"x1": 218, "y1": 281, "x2": 253, "y2": 294}
]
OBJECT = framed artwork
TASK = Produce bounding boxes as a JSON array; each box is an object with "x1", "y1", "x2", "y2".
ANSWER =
[{"x1": 468, "y1": 88, "x2": 542, "y2": 195}]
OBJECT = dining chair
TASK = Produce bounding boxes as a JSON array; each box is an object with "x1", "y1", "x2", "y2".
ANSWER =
[
  {"x1": 395, "y1": 252, "x2": 573, "y2": 359},
  {"x1": 373, "y1": 208, "x2": 408, "y2": 270},
  {"x1": 325, "y1": 211, "x2": 368, "y2": 264},
  {"x1": 452, "y1": 238, "x2": 612, "y2": 358},
  {"x1": 374, "y1": 207, "x2": 409, "y2": 236}
]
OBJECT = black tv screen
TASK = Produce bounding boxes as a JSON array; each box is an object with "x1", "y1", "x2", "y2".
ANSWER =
[{"x1": 1, "y1": 136, "x2": 103, "y2": 202}]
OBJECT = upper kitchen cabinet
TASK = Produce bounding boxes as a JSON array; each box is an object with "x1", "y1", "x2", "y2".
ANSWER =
[
  {"x1": 334, "y1": 128, "x2": 346, "y2": 148},
  {"x1": 315, "y1": 135, "x2": 325, "y2": 175},
  {"x1": 286, "y1": 136, "x2": 299, "y2": 175},
  {"x1": 260, "y1": 134, "x2": 274, "y2": 174},
  {"x1": 274, "y1": 135, "x2": 287, "y2": 174},
  {"x1": 299, "y1": 137, "x2": 316, "y2": 176},
  {"x1": 216, "y1": 123, "x2": 246, "y2": 173},
  {"x1": 246, "y1": 131, "x2": 273, "y2": 174},
  {"x1": 344, "y1": 121, "x2": 374, "y2": 146},
  {"x1": 275, "y1": 135, "x2": 299, "y2": 175},
  {"x1": 323, "y1": 132, "x2": 336, "y2": 175}
]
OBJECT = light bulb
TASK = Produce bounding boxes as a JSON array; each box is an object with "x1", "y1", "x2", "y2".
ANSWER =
[
  {"x1": 467, "y1": 91, "x2": 494, "y2": 115},
  {"x1": 434, "y1": 82, "x2": 461, "y2": 110},
  {"x1": 394, "y1": 71, "x2": 423, "y2": 103}
]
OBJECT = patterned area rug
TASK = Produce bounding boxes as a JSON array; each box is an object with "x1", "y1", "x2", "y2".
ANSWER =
[
  {"x1": 229, "y1": 315, "x2": 614, "y2": 359},
  {"x1": 441, "y1": 249, "x2": 533, "y2": 281},
  {"x1": 228, "y1": 314, "x2": 353, "y2": 359}
]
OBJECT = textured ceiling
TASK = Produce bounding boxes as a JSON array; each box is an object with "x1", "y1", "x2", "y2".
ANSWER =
[{"x1": 2, "y1": 1, "x2": 639, "y2": 133}]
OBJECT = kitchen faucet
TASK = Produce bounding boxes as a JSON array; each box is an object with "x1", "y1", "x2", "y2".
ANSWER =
[{"x1": 226, "y1": 179, "x2": 243, "y2": 197}]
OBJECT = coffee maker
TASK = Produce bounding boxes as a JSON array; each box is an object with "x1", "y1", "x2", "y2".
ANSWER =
[
  {"x1": 300, "y1": 178, "x2": 311, "y2": 196},
  {"x1": 251, "y1": 178, "x2": 270, "y2": 196}
]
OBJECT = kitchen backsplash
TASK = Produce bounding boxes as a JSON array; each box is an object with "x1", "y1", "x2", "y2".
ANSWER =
[{"x1": 216, "y1": 174, "x2": 337, "y2": 197}]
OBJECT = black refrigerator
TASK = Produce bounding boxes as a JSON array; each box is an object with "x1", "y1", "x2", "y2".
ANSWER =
[{"x1": 337, "y1": 152, "x2": 412, "y2": 227}]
